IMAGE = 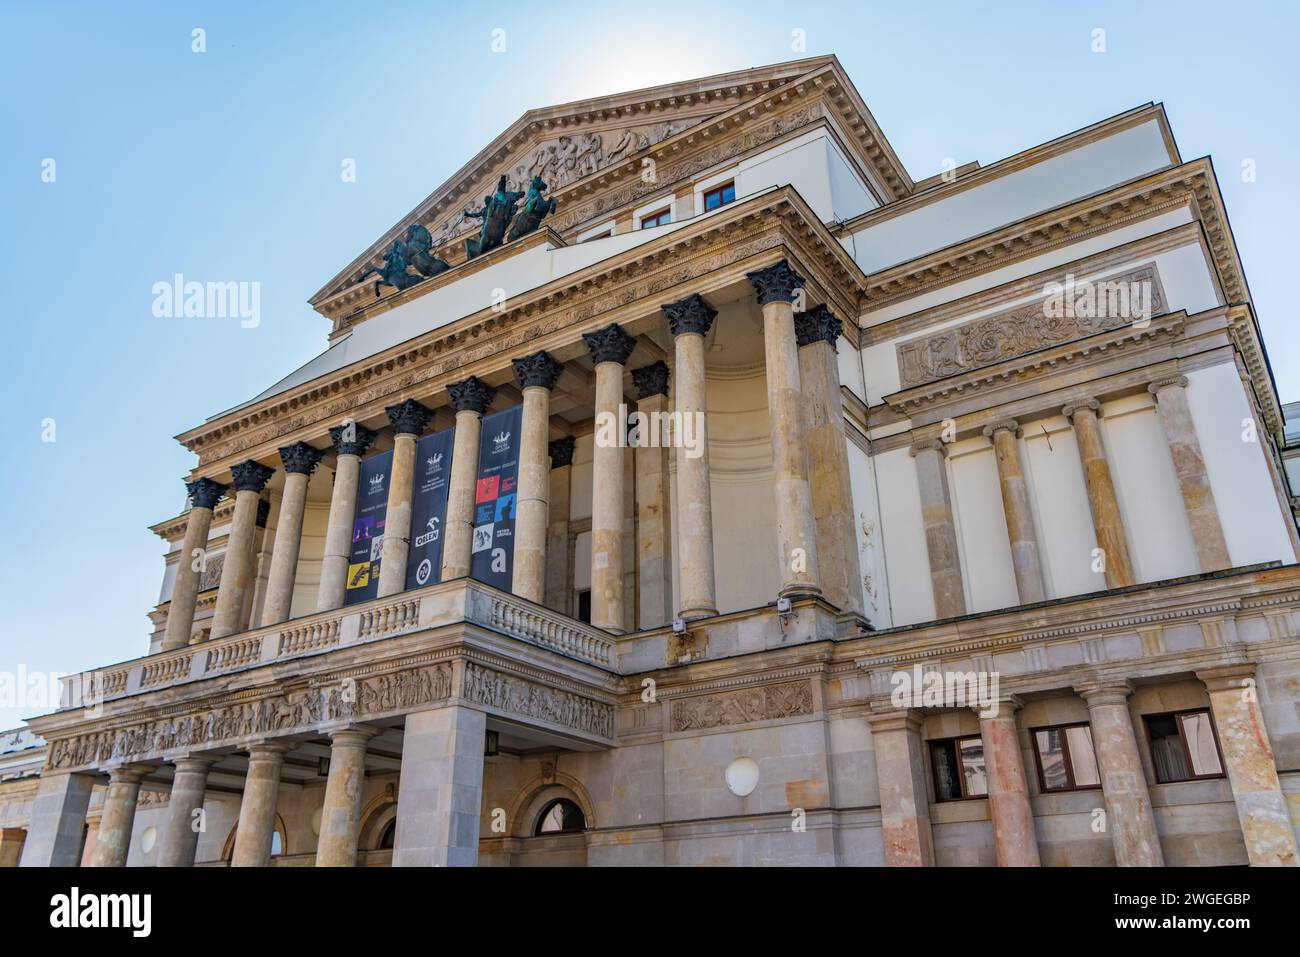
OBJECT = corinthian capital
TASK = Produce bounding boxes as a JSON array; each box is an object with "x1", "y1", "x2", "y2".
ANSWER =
[
  {"x1": 632, "y1": 361, "x2": 669, "y2": 399},
  {"x1": 746, "y1": 260, "x2": 805, "y2": 306},
  {"x1": 447, "y1": 377, "x2": 496, "y2": 415},
  {"x1": 660, "y1": 293, "x2": 717, "y2": 337},
  {"x1": 582, "y1": 324, "x2": 636, "y2": 366},
  {"x1": 278, "y1": 441, "x2": 324, "y2": 476},
  {"x1": 329, "y1": 422, "x2": 376, "y2": 457},
  {"x1": 793, "y1": 304, "x2": 842, "y2": 350},
  {"x1": 185, "y1": 477, "x2": 228, "y2": 510},
  {"x1": 512, "y1": 351, "x2": 563, "y2": 390},
  {"x1": 385, "y1": 398, "x2": 433, "y2": 435},
  {"x1": 230, "y1": 460, "x2": 275, "y2": 493},
  {"x1": 548, "y1": 436, "x2": 576, "y2": 467}
]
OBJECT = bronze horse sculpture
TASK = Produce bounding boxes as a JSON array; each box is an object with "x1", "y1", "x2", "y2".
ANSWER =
[{"x1": 355, "y1": 224, "x2": 450, "y2": 297}]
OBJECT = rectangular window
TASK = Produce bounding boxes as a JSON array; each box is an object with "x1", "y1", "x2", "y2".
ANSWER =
[
  {"x1": 702, "y1": 181, "x2": 736, "y2": 211},
  {"x1": 1145, "y1": 709, "x2": 1225, "y2": 783},
  {"x1": 1031, "y1": 723, "x2": 1101, "y2": 792},
  {"x1": 930, "y1": 735, "x2": 988, "y2": 801},
  {"x1": 581, "y1": 229, "x2": 612, "y2": 242},
  {"x1": 640, "y1": 208, "x2": 671, "y2": 229},
  {"x1": 576, "y1": 589, "x2": 592, "y2": 624}
]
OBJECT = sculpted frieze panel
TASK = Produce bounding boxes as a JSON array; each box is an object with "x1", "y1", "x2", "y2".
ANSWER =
[
  {"x1": 896, "y1": 264, "x2": 1167, "y2": 389},
  {"x1": 670, "y1": 679, "x2": 815, "y2": 732},
  {"x1": 44, "y1": 663, "x2": 453, "y2": 772},
  {"x1": 462, "y1": 662, "x2": 612, "y2": 738}
]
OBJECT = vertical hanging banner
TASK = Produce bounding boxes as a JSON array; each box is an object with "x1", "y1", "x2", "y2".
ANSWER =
[
  {"x1": 471, "y1": 405, "x2": 523, "y2": 590},
  {"x1": 405, "y1": 427, "x2": 455, "y2": 590},
  {"x1": 344, "y1": 448, "x2": 393, "y2": 606}
]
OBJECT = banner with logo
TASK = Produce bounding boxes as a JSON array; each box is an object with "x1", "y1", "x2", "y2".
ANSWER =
[
  {"x1": 344, "y1": 449, "x2": 393, "y2": 606},
  {"x1": 405, "y1": 427, "x2": 455, "y2": 590},
  {"x1": 471, "y1": 405, "x2": 522, "y2": 591}
]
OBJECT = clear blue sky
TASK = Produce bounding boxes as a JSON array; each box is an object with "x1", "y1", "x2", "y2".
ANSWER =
[{"x1": 2, "y1": 0, "x2": 1296, "y2": 728}]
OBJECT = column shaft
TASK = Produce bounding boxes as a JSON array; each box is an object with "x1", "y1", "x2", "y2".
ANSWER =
[
  {"x1": 263, "y1": 471, "x2": 311, "y2": 624},
  {"x1": 1065, "y1": 400, "x2": 1134, "y2": 588},
  {"x1": 513, "y1": 385, "x2": 551, "y2": 603},
  {"x1": 162, "y1": 500, "x2": 217, "y2": 651},
  {"x1": 1200, "y1": 666, "x2": 1299, "y2": 866},
  {"x1": 635, "y1": 391, "x2": 674, "y2": 629},
  {"x1": 544, "y1": 444, "x2": 574, "y2": 614},
  {"x1": 985, "y1": 422, "x2": 1046, "y2": 604},
  {"x1": 912, "y1": 441, "x2": 966, "y2": 618},
  {"x1": 231, "y1": 743, "x2": 287, "y2": 867},
  {"x1": 377, "y1": 433, "x2": 417, "y2": 597},
  {"x1": 90, "y1": 766, "x2": 150, "y2": 867},
  {"x1": 673, "y1": 330, "x2": 717, "y2": 618},
  {"x1": 1150, "y1": 377, "x2": 1231, "y2": 571},
  {"x1": 316, "y1": 727, "x2": 377, "y2": 867},
  {"x1": 590, "y1": 359, "x2": 626, "y2": 632},
  {"x1": 761, "y1": 298, "x2": 821, "y2": 596},
  {"x1": 1077, "y1": 683, "x2": 1163, "y2": 866},
  {"x1": 318, "y1": 453, "x2": 361, "y2": 610},
  {"x1": 19, "y1": 771, "x2": 93, "y2": 867},
  {"x1": 867, "y1": 710, "x2": 935, "y2": 866},
  {"x1": 393, "y1": 706, "x2": 485, "y2": 867},
  {"x1": 979, "y1": 701, "x2": 1040, "y2": 867},
  {"x1": 796, "y1": 316, "x2": 862, "y2": 618},
  {"x1": 211, "y1": 490, "x2": 263, "y2": 639},
  {"x1": 442, "y1": 410, "x2": 484, "y2": 580},
  {"x1": 157, "y1": 757, "x2": 216, "y2": 867}
]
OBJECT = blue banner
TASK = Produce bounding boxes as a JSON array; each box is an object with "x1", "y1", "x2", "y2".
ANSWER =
[
  {"x1": 345, "y1": 448, "x2": 393, "y2": 605},
  {"x1": 471, "y1": 405, "x2": 522, "y2": 590},
  {"x1": 406, "y1": 428, "x2": 455, "y2": 590}
]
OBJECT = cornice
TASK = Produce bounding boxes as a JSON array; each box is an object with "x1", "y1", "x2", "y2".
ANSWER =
[{"x1": 176, "y1": 188, "x2": 868, "y2": 472}]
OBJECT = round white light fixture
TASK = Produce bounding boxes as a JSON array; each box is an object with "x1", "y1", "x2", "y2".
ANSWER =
[
  {"x1": 139, "y1": 826, "x2": 157, "y2": 854},
  {"x1": 725, "y1": 757, "x2": 760, "y2": 797},
  {"x1": 310, "y1": 806, "x2": 323, "y2": 837}
]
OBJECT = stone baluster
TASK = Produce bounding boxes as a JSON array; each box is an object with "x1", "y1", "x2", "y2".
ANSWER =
[{"x1": 162, "y1": 477, "x2": 228, "y2": 651}]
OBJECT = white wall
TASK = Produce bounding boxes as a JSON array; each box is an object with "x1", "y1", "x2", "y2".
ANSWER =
[
  {"x1": 1020, "y1": 417, "x2": 1105, "y2": 598},
  {"x1": 946, "y1": 438, "x2": 1018, "y2": 613},
  {"x1": 874, "y1": 447, "x2": 935, "y2": 626},
  {"x1": 847, "y1": 439, "x2": 891, "y2": 627}
]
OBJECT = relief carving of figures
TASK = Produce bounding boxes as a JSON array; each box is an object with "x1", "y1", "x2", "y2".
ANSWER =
[
  {"x1": 461, "y1": 663, "x2": 611, "y2": 737},
  {"x1": 671, "y1": 680, "x2": 815, "y2": 732},
  {"x1": 896, "y1": 264, "x2": 1166, "y2": 388}
]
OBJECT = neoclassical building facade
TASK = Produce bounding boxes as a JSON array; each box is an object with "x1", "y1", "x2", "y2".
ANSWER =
[{"x1": 5, "y1": 55, "x2": 1300, "y2": 867}]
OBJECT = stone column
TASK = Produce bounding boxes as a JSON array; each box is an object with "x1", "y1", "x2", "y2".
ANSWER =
[
  {"x1": 662, "y1": 294, "x2": 718, "y2": 619},
  {"x1": 866, "y1": 709, "x2": 935, "y2": 866},
  {"x1": 795, "y1": 305, "x2": 864, "y2": 620},
  {"x1": 442, "y1": 378, "x2": 496, "y2": 581},
  {"x1": 583, "y1": 324, "x2": 637, "y2": 633},
  {"x1": 632, "y1": 362, "x2": 674, "y2": 629},
  {"x1": 162, "y1": 477, "x2": 228, "y2": 651},
  {"x1": 983, "y1": 419, "x2": 1047, "y2": 604},
  {"x1": 1198, "y1": 665, "x2": 1299, "y2": 866},
  {"x1": 90, "y1": 765, "x2": 153, "y2": 867},
  {"x1": 393, "y1": 705, "x2": 486, "y2": 867},
  {"x1": 377, "y1": 399, "x2": 432, "y2": 598},
  {"x1": 544, "y1": 437, "x2": 575, "y2": 614},
  {"x1": 317, "y1": 423, "x2": 377, "y2": 611},
  {"x1": 317, "y1": 726, "x2": 379, "y2": 867},
  {"x1": 19, "y1": 771, "x2": 93, "y2": 867},
  {"x1": 911, "y1": 439, "x2": 966, "y2": 618},
  {"x1": 1063, "y1": 399, "x2": 1134, "y2": 589},
  {"x1": 231, "y1": 741, "x2": 289, "y2": 867},
  {"x1": 0, "y1": 828, "x2": 25, "y2": 867},
  {"x1": 210, "y1": 460, "x2": 275, "y2": 639},
  {"x1": 1149, "y1": 375, "x2": 1232, "y2": 572},
  {"x1": 511, "y1": 352, "x2": 562, "y2": 604},
  {"x1": 157, "y1": 757, "x2": 216, "y2": 867},
  {"x1": 748, "y1": 261, "x2": 821, "y2": 598},
  {"x1": 263, "y1": 441, "x2": 325, "y2": 625},
  {"x1": 978, "y1": 698, "x2": 1040, "y2": 867},
  {"x1": 1075, "y1": 681, "x2": 1163, "y2": 866},
  {"x1": 80, "y1": 818, "x2": 100, "y2": 867}
]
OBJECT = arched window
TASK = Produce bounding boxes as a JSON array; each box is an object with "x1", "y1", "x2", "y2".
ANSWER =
[
  {"x1": 533, "y1": 798, "x2": 586, "y2": 835},
  {"x1": 378, "y1": 819, "x2": 397, "y2": 849}
]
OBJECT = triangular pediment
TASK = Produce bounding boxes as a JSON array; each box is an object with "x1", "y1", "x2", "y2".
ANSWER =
[{"x1": 311, "y1": 57, "x2": 856, "y2": 311}]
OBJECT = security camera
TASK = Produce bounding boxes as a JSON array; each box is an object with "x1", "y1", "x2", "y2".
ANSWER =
[
  {"x1": 672, "y1": 618, "x2": 687, "y2": 635},
  {"x1": 776, "y1": 597, "x2": 793, "y2": 614}
]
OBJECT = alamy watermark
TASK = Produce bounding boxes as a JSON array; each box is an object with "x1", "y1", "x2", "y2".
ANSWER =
[
  {"x1": 594, "y1": 403, "x2": 704, "y2": 459},
  {"x1": 152, "y1": 274, "x2": 260, "y2": 328},
  {"x1": 890, "y1": 664, "x2": 1001, "y2": 717},
  {"x1": 1041, "y1": 273, "x2": 1153, "y2": 327}
]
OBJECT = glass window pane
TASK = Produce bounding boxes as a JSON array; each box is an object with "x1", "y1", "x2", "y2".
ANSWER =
[
  {"x1": 959, "y1": 737, "x2": 988, "y2": 797},
  {"x1": 1035, "y1": 729, "x2": 1069, "y2": 791},
  {"x1": 932, "y1": 740, "x2": 961, "y2": 800},
  {"x1": 1066, "y1": 726, "x2": 1100, "y2": 787},
  {"x1": 1180, "y1": 712, "x2": 1223, "y2": 776},
  {"x1": 1148, "y1": 714, "x2": 1190, "y2": 783}
]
